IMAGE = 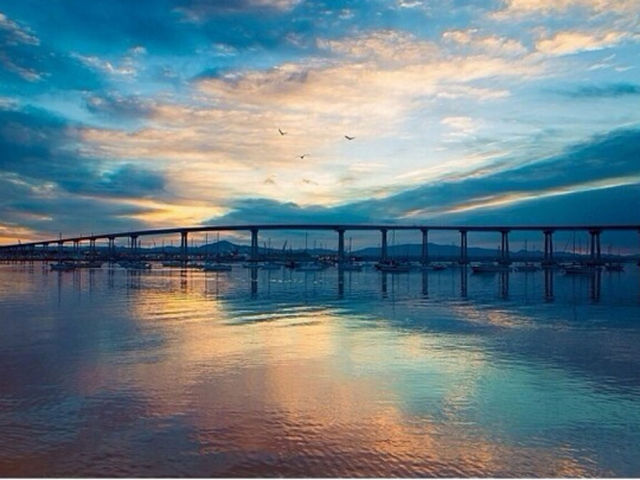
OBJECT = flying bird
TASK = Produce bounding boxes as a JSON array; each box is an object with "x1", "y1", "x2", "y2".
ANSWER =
[
  {"x1": 344, "y1": 135, "x2": 355, "y2": 140},
  {"x1": 278, "y1": 128, "x2": 287, "y2": 135},
  {"x1": 298, "y1": 154, "x2": 309, "y2": 159}
]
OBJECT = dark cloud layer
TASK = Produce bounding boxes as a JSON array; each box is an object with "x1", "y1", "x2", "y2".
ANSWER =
[
  {"x1": 560, "y1": 83, "x2": 640, "y2": 99},
  {"x1": 0, "y1": 105, "x2": 167, "y2": 237},
  {"x1": 211, "y1": 126, "x2": 640, "y2": 228},
  {"x1": 0, "y1": 106, "x2": 165, "y2": 197}
]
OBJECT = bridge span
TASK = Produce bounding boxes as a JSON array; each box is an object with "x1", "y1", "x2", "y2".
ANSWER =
[{"x1": 1, "y1": 224, "x2": 639, "y2": 266}]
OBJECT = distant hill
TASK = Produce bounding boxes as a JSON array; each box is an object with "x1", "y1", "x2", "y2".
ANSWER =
[{"x1": 137, "y1": 240, "x2": 602, "y2": 260}]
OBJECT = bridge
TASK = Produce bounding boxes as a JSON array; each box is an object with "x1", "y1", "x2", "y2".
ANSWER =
[{"x1": 1, "y1": 223, "x2": 639, "y2": 266}]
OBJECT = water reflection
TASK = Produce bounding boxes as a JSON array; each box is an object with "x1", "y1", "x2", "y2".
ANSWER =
[
  {"x1": 461, "y1": 265, "x2": 468, "y2": 298},
  {"x1": 499, "y1": 271, "x2": 509, "y2": 299},
  {"x1": 0, "y1": 263, "x2": 639, "y2": 476}
]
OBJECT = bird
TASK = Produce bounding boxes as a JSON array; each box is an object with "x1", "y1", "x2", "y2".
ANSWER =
[
  {"x1": 344, "y1": 135, "x2": 355, "y2": 140},
  {"x1": 278, "y1": 128, "x2": 287, "y2": 135},
  {"x1": 298, "y1": 154, "x2": 309, "y2": 159}
]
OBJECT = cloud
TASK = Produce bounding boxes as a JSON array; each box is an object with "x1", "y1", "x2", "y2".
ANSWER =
[
  {"x1": 71, "y1": 52, "x2": 139, "y2": 77},
  {"x1": 558, "y1": 83, "x2": 640, "y2": 98},
  {"x1": 441, "y1": 116, "x2": 477, "y2": 133},
  {"x1": 442, "y1": 29, "x2": 527, "y2": 56},
  {"x1": 176, "y1": 0, "x2": 301, "y2": 21},
  {"x1": 493, "y1": 0, "x2": 640, "y2": 17},
  {"x1": 0, "y1": 106, "x2": 167, "y2": 198},
  {"x1": 0, "y1": 174, "x2": 159, "y2": 241},
  {"x1": 0, "y1": 11, "x2": 102, "y2": 92},
  {"x1": 0, "y1": 11, "x2": 39, "y2": 46},
  {"x1": 536, "y1": 30, "x2": 630, "y2": 56},
  {"x1": 318, "y1": 30, "x2": 438, "y2": 64},
  {"x1": 85, "y1": 93, "x2": 155, "y2": 119},
  {"x1": 207, "y1": 126, "x2": 640, "y2": 227}
]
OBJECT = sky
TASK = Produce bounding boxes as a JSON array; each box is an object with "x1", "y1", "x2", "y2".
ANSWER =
[{"x1": 1, "y1": 0, "x2": 639, "y2": 248}]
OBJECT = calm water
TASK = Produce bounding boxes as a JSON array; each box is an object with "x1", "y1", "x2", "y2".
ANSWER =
[{"x1": 1, "y1": 262, "x2": 639, "y2": 477}]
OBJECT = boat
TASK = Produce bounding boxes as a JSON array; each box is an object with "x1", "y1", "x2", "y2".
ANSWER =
[
  {"x1": 471, "y1": 262, "x2": 510, "y2": 274},
  {"x1": 514, "y1": 263, "x2": 539, "y2": 272},
  {"x1": 75, "y1": 260, "x2": 103, "y2": 269},
  {"x1": 50, "y1": 261, "x2": 76, "y2": 271},
  {"x1": 162, "y1": 260, "x2": 182, "y2": 267},
  {"x1": 202, "y1": 233, "x2": 231, "y2": 271},
  {"x1": 126, "y1": 261, "x2": 152, "y2": 270},
  {"x1": 203, "y1": 262, "x2": 232, "y2": 272},
  {"x1": 295, "y1": 262, "x2": 327, "y2": 272},
  {"x1": 340, "y1": 262, "x2": 363, "y2": 272},
  {"x1": 260, "y1": 262, "x2": 281, "y2": 270},
  {"x1": 604, "y1": 262, "x2": 624, "y2": 272},
  {"x1": 562, "y1": 263, "x2": 594, "y2": 275},
  {"x1": 375, "y1": 261, "x2": 411, "y2": 273},
  {"x1": 429, "y1": 263, "x2": 447, "y2": 271}
]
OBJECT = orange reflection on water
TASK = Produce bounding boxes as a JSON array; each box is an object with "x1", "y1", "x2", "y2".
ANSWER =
[{"x1": 68, "y1": 280, "x2": 603, "y2": 477}]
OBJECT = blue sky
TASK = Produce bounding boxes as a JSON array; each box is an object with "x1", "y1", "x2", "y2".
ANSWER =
[{"x1": 1, "y1": 0, "x2": 639, "y2": 247}]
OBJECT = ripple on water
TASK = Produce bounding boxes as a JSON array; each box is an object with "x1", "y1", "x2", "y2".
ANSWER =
[{"x1": 1, "y1": 264, "x2": 640, "y2": 476}]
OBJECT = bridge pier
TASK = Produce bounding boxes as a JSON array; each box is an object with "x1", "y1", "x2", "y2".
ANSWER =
[
  {"x1": 73, "y1": 240, "x2": 79, "y2": 258},
  {"x1": 459, "y1": 230, "x2": 468, "y2": 264},
  {"x1": 90, "y1": 238, "x2": 96, "y2": 258},
  {"x1": 380, "y1": 228, "x2": 388, "y2": 261},
  {"x1": 130, "y1": 235, "x2": 138, "y2": 260},
  {"x1": 543, "y1": 230, "x2": 554, "y2": 266},
  {"x1": 250, "y1": 228, "x2": 259, "y2": 262},
  {"x1": 337, "y1": 228, "x2": 345, "y2": 264},
  {"x1": 460, "y1": 265, "x2": 468, "y2": 297},
  {"x1": 589, "y1": 229, "x2": 602, "y2": 265},
  {"x1": 421, "y1": 228, "x2": 429, "y2": 265},
  {"x1": 544, "y1": 268, "x2": 554, "y2": 301},
  {"x1": 499, "y1": 230, "x2": 510, "y2": 265},
  {"x1": 108, "y1": 236, "x2": 115, "y2": 260},
  {"x1": 180, "y1": 231, "x2": 188, "y2": 266}
]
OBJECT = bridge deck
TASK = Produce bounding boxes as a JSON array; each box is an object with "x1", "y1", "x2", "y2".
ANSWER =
[{"x1": 1, "y1": 223, "x2": 639, "y2": 249}]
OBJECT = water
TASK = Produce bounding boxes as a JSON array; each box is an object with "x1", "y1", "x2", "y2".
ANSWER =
[{"x1": 1, "y1": 262, "x2": 639, "y2": 476}]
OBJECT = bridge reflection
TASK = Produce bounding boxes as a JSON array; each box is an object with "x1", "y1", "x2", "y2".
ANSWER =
[
  {"x1": 204, "y1": 265, "x2": 606, "y2": 302},
  {"x1": 42, "y1": 262, "x2": 631, "y2": 305}
]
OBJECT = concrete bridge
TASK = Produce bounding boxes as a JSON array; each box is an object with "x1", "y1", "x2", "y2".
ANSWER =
[{"x1": 1, "y1": 224, "x2": 639, "y2": 265}]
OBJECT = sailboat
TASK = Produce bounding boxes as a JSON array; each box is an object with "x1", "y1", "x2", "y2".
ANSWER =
[
  {"x1": 203, "y1": 233, "x2": 232, "y2": 272},
  {"x1": 603, "y1": 244, "x2": 624, "y2": 271},
  {"x1": 514, "y1": 240, "x2": 539, "y2": 272},
  {"x1": 563, "y1": 232, "x2": 593, "y2": 275},
  {"x1": 341, "y1": 236, "x2": 363, "y2": 271}
]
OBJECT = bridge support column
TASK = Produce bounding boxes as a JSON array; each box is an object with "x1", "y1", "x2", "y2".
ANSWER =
[
  {"x1": 108, "y1": 237, "x2": 115, "y2": 260},
  {"x1": 337, "y1": 228, "x2": 345, "y2": 264},
  {"x1": 130, "y1": 235, "x2": 138, "y2": 260},
  {"x1": 180, "y1": 231, "x2": 188, "y2": 266},
  {"x1": 73, "y1": 240, "x2": 79, "y2": 257},
  {"x1": 459, "y1": 230, "x2": 468, "y2": 264},
  {"x1": 589, "y1": 229, "x2": 602, "y2": 265},
  {"x1": 250, "y1": 228, "x2": 259, "y2": 262},
  {"x1": 543, "y1": 230, "x2": 554, "y2": 266},
  {"x1": 544, "y1": 268, "x2": 554, "y2": 301},
  {"x1": 380, "y1": 228, "x2": 388, "y2": 261},
  {"x1": 500, "y1": 230, "x2": 510, "y2": 265},
  {"x1": 421, "y1": 228, "x2": 429, "y2": 266},
  {"x1": 90, "y1": 238, "x2": 96, "y2": 257}
]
